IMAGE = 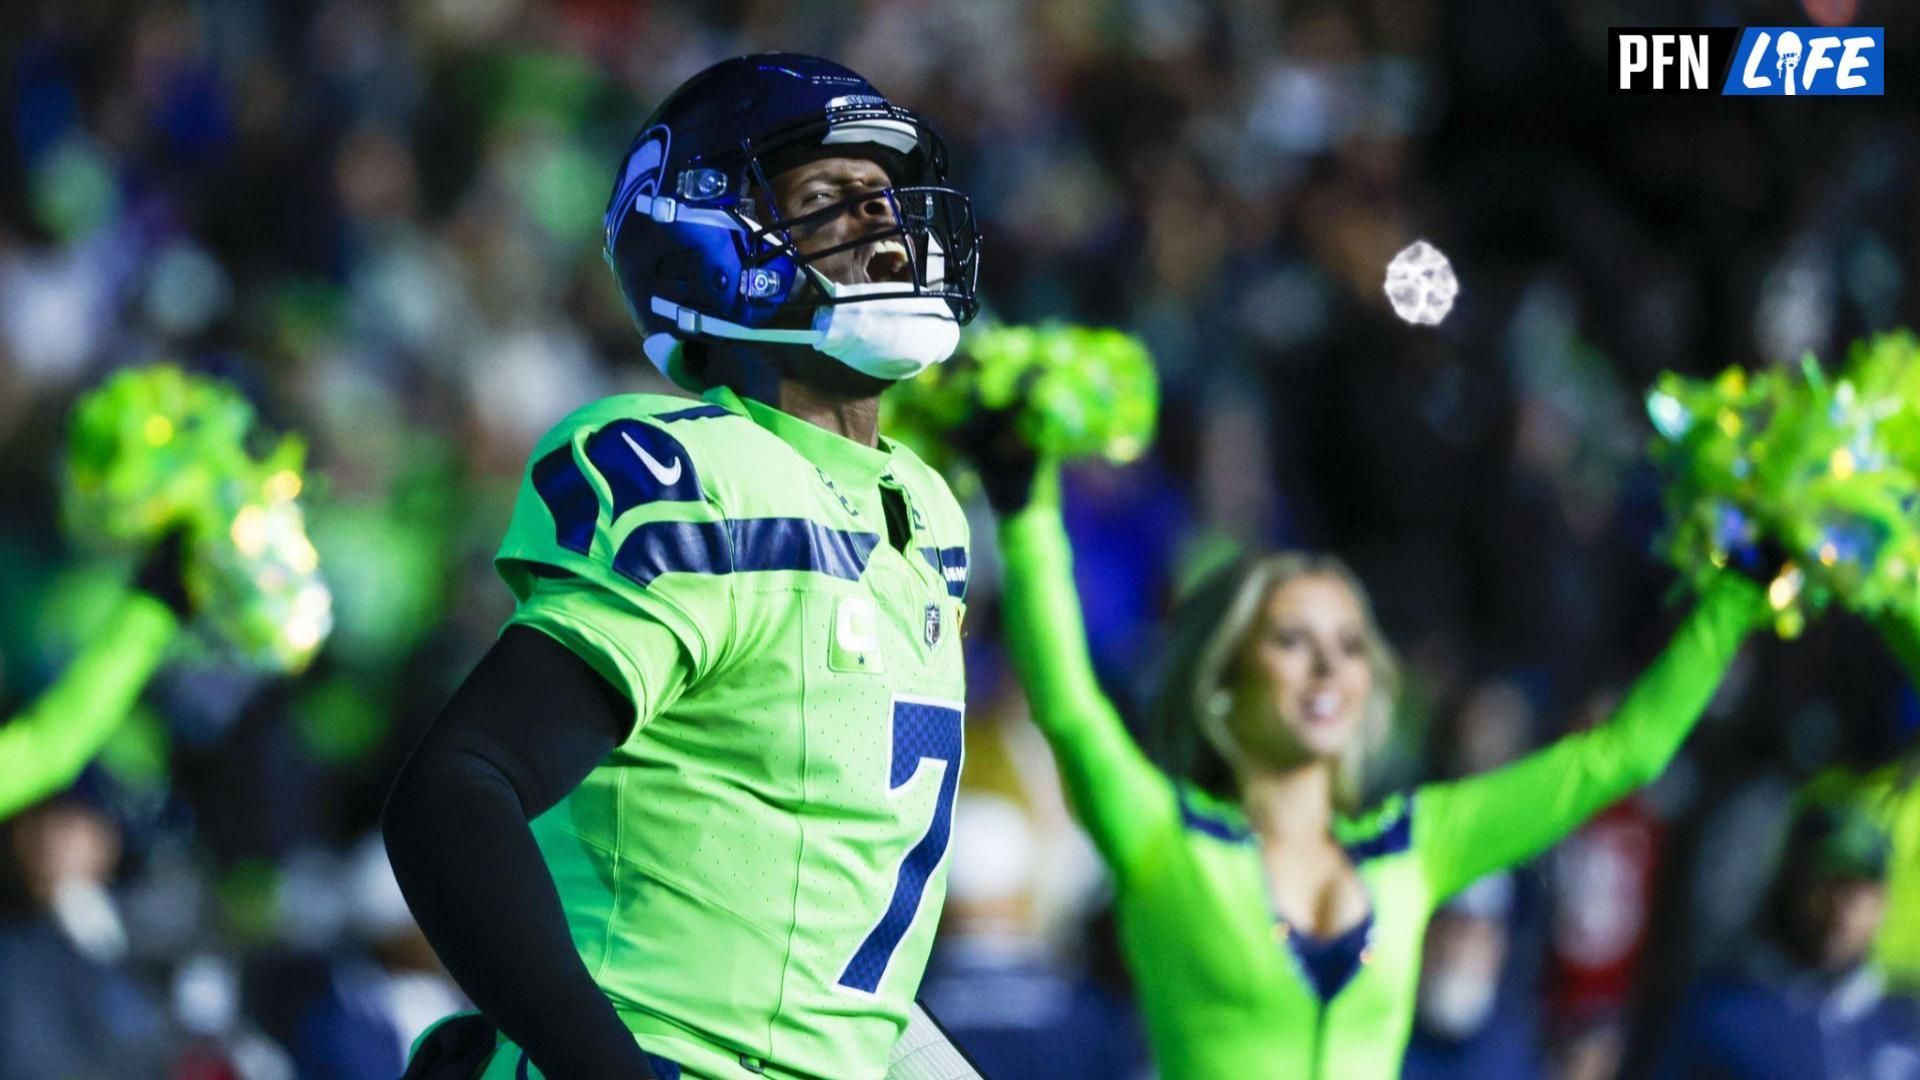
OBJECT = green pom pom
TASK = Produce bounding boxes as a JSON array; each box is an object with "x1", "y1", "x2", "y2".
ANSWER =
[
  {"x1": 64, "y1": 364, "x2": 256, "y2": 542},
  {"x1": 63, "y1": 365, "x2": 333, "y2": 673},
  {"x1": 883, "y1": 320, "x2": 1161, "y2": 486},
  {"x1": 1649, "y1": 333, "x2": 1920, "y2": 637}
]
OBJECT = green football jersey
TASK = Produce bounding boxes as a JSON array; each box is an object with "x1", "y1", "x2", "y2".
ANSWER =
[
  {"x1": 997, "y1": 476, "x2": 1766, "y2": 1079},
  {"x1": 493, "y1": 385, "x2": 970, "y2": 1080}
]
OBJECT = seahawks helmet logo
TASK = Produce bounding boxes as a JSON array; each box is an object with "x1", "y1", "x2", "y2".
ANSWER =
[{"x1": 606, "y1": 126, "x2": 670, "y2": 245}]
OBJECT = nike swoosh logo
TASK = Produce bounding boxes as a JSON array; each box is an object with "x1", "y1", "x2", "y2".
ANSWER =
[{"x1": 621, "y1": 430, "x2": 683, "y2": 486}]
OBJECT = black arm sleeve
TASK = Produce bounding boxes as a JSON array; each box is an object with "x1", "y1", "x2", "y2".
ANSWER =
[{"x1": 383, "y1": 625, "x2": 657, "y2": 1080}]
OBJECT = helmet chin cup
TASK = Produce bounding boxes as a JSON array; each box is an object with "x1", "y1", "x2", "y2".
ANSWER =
[
  {"x1": 645, "y1": 274, "x2": 960, "y2": 385},
  {"x1": 808, "y1": 278, "x2": 961, "y2": 382}
]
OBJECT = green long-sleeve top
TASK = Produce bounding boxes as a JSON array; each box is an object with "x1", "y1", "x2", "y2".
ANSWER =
[
  {"x1": 0, "y1": 591, "x2": 177, "y2": 820},
  {"x1": 997, "y1": 493, "x2": 1766, "y2": 1080}
]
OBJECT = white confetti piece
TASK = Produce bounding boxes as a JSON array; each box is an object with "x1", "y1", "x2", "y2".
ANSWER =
[{"x1": 1384, "y1": 240, "x2": 1458, "y2": 325}]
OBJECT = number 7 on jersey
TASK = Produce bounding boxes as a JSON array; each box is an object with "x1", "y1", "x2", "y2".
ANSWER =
[{"x1": 838, "y1": 696, "x2": 965, "y2": 994}]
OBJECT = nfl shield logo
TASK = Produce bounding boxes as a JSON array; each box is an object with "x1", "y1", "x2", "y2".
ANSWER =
[{"x1": 923, "y1": 603, "x2": 942, "y2": 648}]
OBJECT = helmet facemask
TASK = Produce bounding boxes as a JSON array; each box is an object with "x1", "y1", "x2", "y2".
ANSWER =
[{"x1": 733, "y1": 117, "x2": 980, "y2": 328}]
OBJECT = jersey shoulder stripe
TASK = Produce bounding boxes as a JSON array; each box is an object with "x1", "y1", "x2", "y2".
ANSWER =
[
  {"x1": 531, "y1": 443, "x2": 599, "y2": 556},
  {"x1": 613, "y1": 517, "x2": 881, "y2": 587},
  {"x1": 652, "y1": 403, "x2": 734, "y2": 422},
  {"x1": 583, "y1": 419, "x2": 705, "y2": 515},
  {"x1": 524, "y1": 394, "x2": 750, "y2": 526},
  {"x1": 528, "y1": 420, "x2": 711, "y2": 560},
  {"x1": 584, "y1": 394, "x2": 846, "y2": 522},
  {"x1": 508, "y1": 395, "x2": 737, "y2": 583},
  {"x1": 519, "y1": 394, "x2": 956, "y2": 589},
  {"x1": 917, "y1": 546, "x2": 970, "y2": 599}
]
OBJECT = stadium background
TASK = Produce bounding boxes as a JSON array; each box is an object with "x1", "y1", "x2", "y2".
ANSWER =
[{"x1": 0, "y1": 0, "x2": 1916, "y2": 1076}]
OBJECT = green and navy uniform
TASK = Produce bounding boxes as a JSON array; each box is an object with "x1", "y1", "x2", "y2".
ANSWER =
[
  {"x1": 482, "y1": 385, "x2": 970, "y2": 1079},
  {"x1": 998, "y1": 477, "x2": 1766, "y2": 1079}
]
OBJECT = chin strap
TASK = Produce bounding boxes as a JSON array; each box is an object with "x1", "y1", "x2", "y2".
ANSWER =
[{"x1": 648, "y1": 295, "x2": 822, "y2": 346}]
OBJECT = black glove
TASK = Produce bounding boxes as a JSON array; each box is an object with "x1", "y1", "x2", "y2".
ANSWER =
[
  {"x1": 133, "y1": 528, "x2": 194, "y2": 619},
  {"x1": 953, "y1": 405, "x2": 1041, "y2": 515}
]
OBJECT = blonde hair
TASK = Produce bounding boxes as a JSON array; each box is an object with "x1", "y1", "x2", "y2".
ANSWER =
[{"x1": 1152, "y1": 552, "x2": 1400, "y2": 812}]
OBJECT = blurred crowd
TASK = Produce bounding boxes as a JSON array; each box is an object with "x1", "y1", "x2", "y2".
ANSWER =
[{"x1": 1, "y1": 0, "x2": 1918, "y2": 1077}]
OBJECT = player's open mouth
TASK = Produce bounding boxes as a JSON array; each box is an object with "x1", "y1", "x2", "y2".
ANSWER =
[{"x1": 862, "y1": 238, "x2": 912, "y2": 284}]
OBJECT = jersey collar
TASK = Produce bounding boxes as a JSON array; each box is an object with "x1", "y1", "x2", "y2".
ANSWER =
[{"x1": 705, "y1": 385, "x2": 895, "y2": 489}]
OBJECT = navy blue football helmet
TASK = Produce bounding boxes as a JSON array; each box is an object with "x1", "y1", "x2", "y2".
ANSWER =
[{"x1": 604, "y1": 53, "x2": 981, "y2": 390}]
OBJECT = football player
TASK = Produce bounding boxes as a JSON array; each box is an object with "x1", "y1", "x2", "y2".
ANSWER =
[{"x1": 385, "y1": 54, "x2": 981, "y2": 1080}]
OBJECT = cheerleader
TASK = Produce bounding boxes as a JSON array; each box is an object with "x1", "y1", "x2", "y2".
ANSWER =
[{"x1": 975, "y1": 449, "x2": 1768, "y2": 1079}]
